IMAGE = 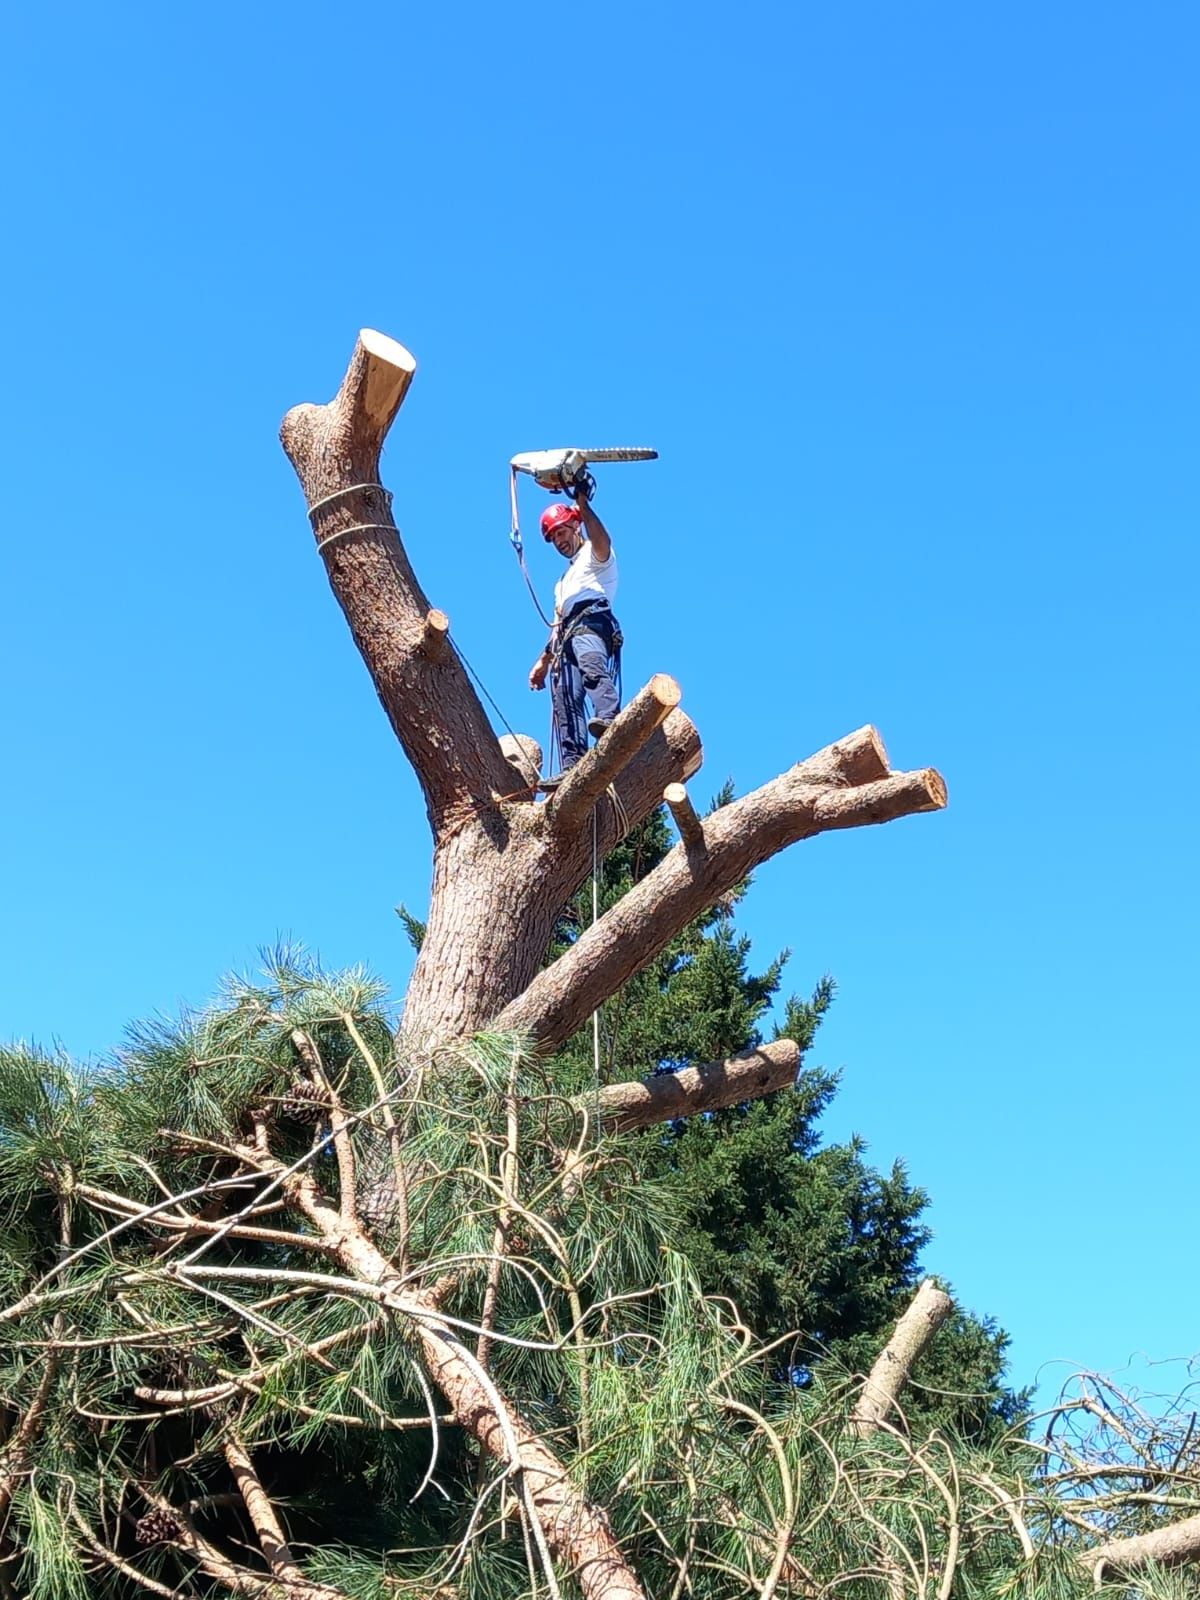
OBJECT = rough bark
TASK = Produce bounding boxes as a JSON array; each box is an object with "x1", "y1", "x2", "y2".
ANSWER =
[
  {"x1": 547, "y1": 673, "x2": 682, "y2": 829},
  {"x1": 587, "y1": 1039, "x2": 801, "y2": 1132},
  {"x1": 224, "y1": 1435, "x2": 304, "y2": 1585},
  {"x1": 1085, "y1": 1512, "x2": 1200, "y2": 1578},
  {"x1": 399, "y1": 704, "x2": 703, "y2": 1048},
  {"x1": 851, "y1": 1278, "x2": 954, "y2": 1435},
  {"x1": 282, "y1": 335, "x2": 945, "y2": 1052},
  {"x1": 280, "y1": 330, "x2": 513, "y2": 828}
]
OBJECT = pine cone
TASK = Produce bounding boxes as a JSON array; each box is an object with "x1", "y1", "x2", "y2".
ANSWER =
[
  {"x1": 280, "y1": 1080, "x2": 329, "y2": 1123},
  {"x1": 135, "y1": 1508, "x2": 180, "y2": 1545}
]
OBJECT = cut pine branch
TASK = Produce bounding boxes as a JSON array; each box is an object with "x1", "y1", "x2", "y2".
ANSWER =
[
  {"x1": 224, "y1": 1435, "x2": 304, "y2": 1585},
  {"x1": 548, "y1": 673, "x2": 682, "y2": 829},
  {"x1": 1085, "y1": 1511, "x2": 1200, "y2": 1578},
  {"x1": 421, "y1": 607, "x2": 450, "y2": 662},
  {"x1": 851, "y1": 1278, "x2": 954, "y2": 1435},
  {"x1": 588, "y1": 1040, "x2": 801, "y2": 1133},
  {"x1": 497, "y1": 737, "x2": 946, "y2": 1053},
  {"x1": 585, "y1": 708, "x2": 704, "y2": 860},
  {"x1": 664, "y1": 781, "x2": 704, "y2": 851}
]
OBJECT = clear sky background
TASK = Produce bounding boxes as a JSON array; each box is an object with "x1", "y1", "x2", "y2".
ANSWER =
[{"x1": 1, "y1": 2, "x2": 1196, "y2": 1402}]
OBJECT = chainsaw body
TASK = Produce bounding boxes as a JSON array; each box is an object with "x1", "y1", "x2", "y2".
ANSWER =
[{"x1": 510, "y1": 446, "x2": 658, "y2": 498}]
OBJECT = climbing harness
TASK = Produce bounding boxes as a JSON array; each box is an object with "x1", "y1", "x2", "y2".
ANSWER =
[{"x1": 544, "y1": 599, "x2": 623, "y2": 779}]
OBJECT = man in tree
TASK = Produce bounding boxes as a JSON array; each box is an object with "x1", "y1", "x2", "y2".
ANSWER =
[{"x1": 528, "y1": 492, "x2": 622, "y2": 772}]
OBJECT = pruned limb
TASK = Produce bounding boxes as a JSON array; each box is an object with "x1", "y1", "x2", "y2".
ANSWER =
[
  {"x1": 421, "y1": 607, "x2": 450, "y2": 662},
  {"x1": 280, "y1": 330, "x2": 513, "y2": 828},
  {"x1": 851, "y1": 1278, "x2": 954, "y2": 1435},
  {"x1": 548, "y1": 673, "x2": 682, "y2": 829},
  {"x1": 245, "y1": 1148, "x2": 648, "y2": 1600},
  {"x1": 0, "y1": 1335, "x2": 61, "y2": 1519},
  {"x1": 497, "y1": 736, "x2": 947, "y2": 1053},
  {"x1": 590, "y1": 708, "x2": 704, "y2": 857},
  {"x1": 589, "y1": 1040, "x2": 800, "y2": 1133},
  {"x1": 500, "y1": 733, "x2": 543, "y2": 792},
  {"x1": 792, "y1": 724, "x2": 892, "y2": 787},
  {"x1": 1086, "y1": 1511, "x2": 1200, "y2": 1578},
  {"x1": 224, "y1": 1434, "x2": 303, "y2": 1584},
  {"x1": 664, "y1": 782, "x2": 704, "y2": 852},
  {"x1": 139, "y1": 1486, "x2": 348, "y2": 1600}
]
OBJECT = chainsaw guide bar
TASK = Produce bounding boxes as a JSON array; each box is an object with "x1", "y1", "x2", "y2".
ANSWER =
[{"x1": 511, "y1": 447, "x2": 658, "y2": 493}]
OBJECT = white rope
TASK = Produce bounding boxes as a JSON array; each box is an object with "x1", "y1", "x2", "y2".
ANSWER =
[
  {"x1": 591, "y1": 806, "x2": 601, "y2": 1101},
  {"x1": 315, "y1": 521, "x2": 396, "y2": 554},
  {"x1": 306, "y1": 482, "x2": 392, "y2": 520}
]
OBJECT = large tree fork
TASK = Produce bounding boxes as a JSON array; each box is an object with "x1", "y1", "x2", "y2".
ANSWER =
[{"x1": 281, "y1": 331, "x2": 948, "y2": 1048}]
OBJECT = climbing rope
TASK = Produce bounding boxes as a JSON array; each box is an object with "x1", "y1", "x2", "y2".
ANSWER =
[
  {"x1": 452, "y1": 628, "x2": 607, "y2": 1120},
  {"x1": 314, "y1": 521, "x2": 397, "y2": 554},
  {"x1": 509, "y1": 467, "x2": 555, "y2": 630},
  {"x1": 306, "y1": 483, "x2": 393, "y2": 520},
  {"x1": 591, "y1": 805, "x2": 601, "y2": 1104},
  {"x1": 449, "y1": 636, "x2": 523, "y2": 750}
]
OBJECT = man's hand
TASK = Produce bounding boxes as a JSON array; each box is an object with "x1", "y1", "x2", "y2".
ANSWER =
[
  {"x1": 529, "y1": 653, "x2": 550, "y2": 691},
  {"x1": 570, "y1": 468, "x2": 596, "y2": 503}
]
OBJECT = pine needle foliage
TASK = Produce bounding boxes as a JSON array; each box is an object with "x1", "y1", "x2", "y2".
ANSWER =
[{"x1": 1, "y1": 952, "x2": 1197, "y2": 1599}]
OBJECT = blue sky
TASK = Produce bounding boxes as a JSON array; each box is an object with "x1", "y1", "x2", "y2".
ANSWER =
[{"x1": 1, "y1": 1, "x2": 1196, "y2": 1401}]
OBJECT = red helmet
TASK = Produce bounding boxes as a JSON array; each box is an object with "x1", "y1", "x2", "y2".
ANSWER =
[{"x1": 540, "y1": 503, "x2": 581, "y2": 540}]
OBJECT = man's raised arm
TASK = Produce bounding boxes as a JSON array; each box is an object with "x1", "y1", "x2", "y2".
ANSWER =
[{"x1": 578, "y1": 498, "x2": 612, "y2": 562}]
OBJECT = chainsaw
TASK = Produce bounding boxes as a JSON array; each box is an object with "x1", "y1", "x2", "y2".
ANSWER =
[{"x1": 510, "y1": 446, "x2": 658, "y2": 507}]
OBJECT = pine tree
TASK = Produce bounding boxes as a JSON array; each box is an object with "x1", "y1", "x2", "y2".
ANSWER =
[
  {"x1": 3, "y1": 327, "x2": 1197, "y2": 1598},
  {"x1": 3, "y1": 963, "x2": 1195, "y2": 1600}
]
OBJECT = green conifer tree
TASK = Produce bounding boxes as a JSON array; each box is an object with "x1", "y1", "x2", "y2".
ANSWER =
[{"x1": 547, "y1": 798, "x2": 1024, "y2": 1442}]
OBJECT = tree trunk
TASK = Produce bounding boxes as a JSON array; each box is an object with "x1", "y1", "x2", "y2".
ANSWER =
[
  {"x1": 281, "y1": 332, "x2": 946, "y2": 1053},
  {"x1": 278, "y1": 330, "x2": 949, "y2": 1597}
]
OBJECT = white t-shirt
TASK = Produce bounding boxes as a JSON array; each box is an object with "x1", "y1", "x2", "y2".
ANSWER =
[{"x1": 554, "y1": 538, "x2": 618, "y2": 620}]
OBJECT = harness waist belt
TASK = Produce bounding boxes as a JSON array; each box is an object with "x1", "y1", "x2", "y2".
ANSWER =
[{"x1": 562, "y1": 597, "x2": 613, "y2": 624}]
